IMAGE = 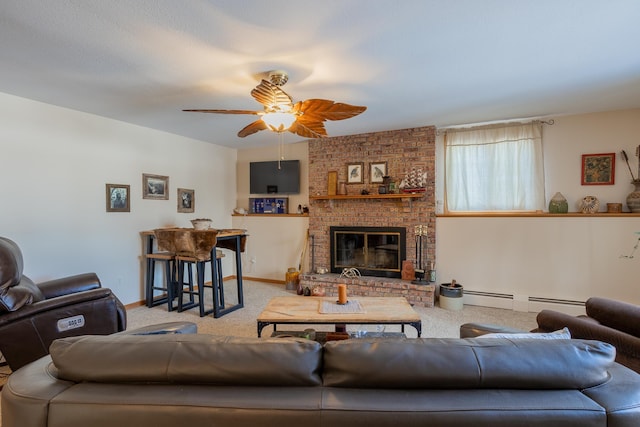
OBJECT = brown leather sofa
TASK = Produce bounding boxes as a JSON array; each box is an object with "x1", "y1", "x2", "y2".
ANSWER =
[
  {"x1": 535, "y1": 297, "x2": 640, "y2": 373},
  {"x1": 0, "y1": 236, "x2": 127, "y2": 370},
  {"x1": 3, "y1": 333, "x2": 640, "y2": 427}
]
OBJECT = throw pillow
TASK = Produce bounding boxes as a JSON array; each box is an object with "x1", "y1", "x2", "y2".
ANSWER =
[{"x1": 478, "y1": 327, "x2": 571, "y2": 340}]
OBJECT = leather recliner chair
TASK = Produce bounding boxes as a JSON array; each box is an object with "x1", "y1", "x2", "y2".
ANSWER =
[{"x1": 0, "y1": 236, "x2": 127, "y2": 371}]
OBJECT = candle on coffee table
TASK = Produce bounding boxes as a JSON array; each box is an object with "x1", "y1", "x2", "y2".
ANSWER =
[{"x1": 338, "y1": 284, "x2": 347, "y2": 304}]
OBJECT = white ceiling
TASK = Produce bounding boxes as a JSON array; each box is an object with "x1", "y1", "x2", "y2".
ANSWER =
[{"x1": 1, "y1": 0, "x2": 640, "y2": 148}]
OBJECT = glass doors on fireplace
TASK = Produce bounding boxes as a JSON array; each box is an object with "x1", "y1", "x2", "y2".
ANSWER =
[{"x1": 330, "y1": 226, "x2": 406, "y2": 278}]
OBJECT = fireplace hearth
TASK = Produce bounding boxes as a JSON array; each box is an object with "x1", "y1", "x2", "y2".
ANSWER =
[{"x1": 330, "y1": 226, "x2": 406, "y2": 279}]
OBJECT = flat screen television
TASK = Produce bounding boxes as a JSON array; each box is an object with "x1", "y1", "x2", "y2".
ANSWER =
[{"x1": 249, "y1": 160, "x2": 300, "y2": 194}]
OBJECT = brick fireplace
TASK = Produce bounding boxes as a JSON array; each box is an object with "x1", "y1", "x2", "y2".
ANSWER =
[{"x1": 301, "y1": 126, "x2": 437, "y2": 307}]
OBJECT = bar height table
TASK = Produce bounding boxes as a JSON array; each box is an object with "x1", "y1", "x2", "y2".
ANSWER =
[{"x1": 141, "y1": 228, "x2": 247, "y2": 318}]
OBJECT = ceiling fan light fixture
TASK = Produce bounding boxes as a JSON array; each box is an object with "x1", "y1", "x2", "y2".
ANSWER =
[
  {"x1": 261, "y1": 111, "x2": 297, "y2": 132},
  {"x1": 184, "y1": 69, "x2": 366, "y2": 138}
]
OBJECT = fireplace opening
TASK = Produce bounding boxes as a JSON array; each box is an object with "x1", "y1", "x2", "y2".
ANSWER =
[{"x1": 330, "y1": 226, "x2": 406, "y2": 278}]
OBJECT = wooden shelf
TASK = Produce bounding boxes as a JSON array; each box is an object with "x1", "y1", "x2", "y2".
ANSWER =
[
  {"x1": 437, "y1": 212, "x2": 640, "y2": 218},
  {"x1": 309, "y1": 193, "x2": 424, "y2": 201}
]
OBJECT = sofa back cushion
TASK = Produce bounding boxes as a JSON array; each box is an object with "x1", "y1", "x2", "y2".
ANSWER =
[
  {"x1": 50, "y1": 334, "x2": 323, "y2": 386},
  {"x1": 323, "y1": 338, "x2": 614, "y2": 389}
]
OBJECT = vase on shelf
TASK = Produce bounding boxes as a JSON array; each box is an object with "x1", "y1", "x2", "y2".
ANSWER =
[
  {"x1": 626, "y1": 180, "x2": 640, "y2": 213},
  {"x1": 548, "y1": 192, "x2": 568, "y2": 213}
]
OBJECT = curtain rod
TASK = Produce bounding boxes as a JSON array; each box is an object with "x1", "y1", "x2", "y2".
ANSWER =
[{"x1": 437, "y1": 118, "x2": 554, "y2": 135}]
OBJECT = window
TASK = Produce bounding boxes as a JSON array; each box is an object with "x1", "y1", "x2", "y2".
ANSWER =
[{"x1": 444, "y1": 122, "x2": 544, "y2": 212}]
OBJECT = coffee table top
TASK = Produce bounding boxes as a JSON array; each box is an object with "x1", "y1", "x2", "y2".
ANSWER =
[{"x1": 257, "y1": 296, "x2": 421, "y2": 324}]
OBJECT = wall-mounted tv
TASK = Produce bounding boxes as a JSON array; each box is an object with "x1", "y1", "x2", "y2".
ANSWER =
[{"x1": 249, "y1": 160, "x2": 300, "y2": 194}]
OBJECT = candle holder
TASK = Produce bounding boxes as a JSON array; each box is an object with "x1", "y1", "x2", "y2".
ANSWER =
[{"x1": 411, "y1": 224, "x2": 430, "y2": 285}]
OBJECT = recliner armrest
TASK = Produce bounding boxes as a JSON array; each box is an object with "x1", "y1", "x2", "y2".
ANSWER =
[
  {"x1": 537, "y1": 309, "x2": 640, "y2": 363},
  {"x1": 0, "y1": 287, "x2": 115, "y2": 326},
  {"x1": 37, "y1": 273, "x2": 101, "y2": 299},
  {"x1": 586, "y1": 297, "x2": 640, "y2": 338}
]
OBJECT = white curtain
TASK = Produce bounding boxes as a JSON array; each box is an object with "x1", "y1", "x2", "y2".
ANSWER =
[{"x1": 444, "y1": 122, "x2": 545, "y2": 211}]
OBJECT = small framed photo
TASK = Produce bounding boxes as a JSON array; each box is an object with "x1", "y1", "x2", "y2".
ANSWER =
[
  {"x1": 106, "y1": 184, "x2": 130, "y2": 212},
  {"x1": 347, "y1": 162, "x2": 364, "y2": 184},
  {"x1": 143, "y1": 173, "x2": 169, "y2": 199},
  {"x1": 581, "y1": 153, "x2": 615, "y2": 185},
  {"x1": 177, "y1": 188, "x2": 195, "y2": 213},
  {"x1": 369, "y1": 161, "x2": 387, "y2": 183}
]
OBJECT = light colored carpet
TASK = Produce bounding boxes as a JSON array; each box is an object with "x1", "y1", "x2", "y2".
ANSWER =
[
  {"x1": 126, "y1": 279, "x2": 538, "y2": 338},
  {"x1": 0, "y1": 279, "x2": 538, "y2": 426}
]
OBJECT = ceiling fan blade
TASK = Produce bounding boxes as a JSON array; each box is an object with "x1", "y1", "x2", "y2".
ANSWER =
[
  {"x1": 293, "y1": 99, "x2": 366, "y2": 122},
  {"x1": 182, "y1": 109, "x2": 261, "y2": 115},
  {"x1": 238, "y1": 119, "x2": 268, "y2": 138},
  {"x1": 288, "y1": 118, "x2": 327, "y2": 139},
  {"x1": 251, "y1": 80, "x2": 293, "y2": 111}
]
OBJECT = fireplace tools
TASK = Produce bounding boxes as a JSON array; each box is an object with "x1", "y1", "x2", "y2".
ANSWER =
[{"x1": 411, "y1": 224, "x2": 430, "y2": 285}]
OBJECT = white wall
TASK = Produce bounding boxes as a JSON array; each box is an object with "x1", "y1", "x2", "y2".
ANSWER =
[
  {"x1": 0, "y1": 92, "x2": 237, "y2": 305},
  {"x1": 435, "y1": 109, "x2": 640, "y2": 312},
  {"x1": 231, "y1": 215, "x2": 309, "y2": 281}
]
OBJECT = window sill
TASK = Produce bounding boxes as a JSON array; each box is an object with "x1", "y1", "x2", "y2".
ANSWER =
[{"x1": 437, "y1": 212, "x2": 640, "y2": 217}]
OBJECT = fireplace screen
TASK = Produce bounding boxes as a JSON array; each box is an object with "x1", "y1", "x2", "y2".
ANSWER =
[{"x1": 330, "y1": 226, "x2": 406, "y2": 278}]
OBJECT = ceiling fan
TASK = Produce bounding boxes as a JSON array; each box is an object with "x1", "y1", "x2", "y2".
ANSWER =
[{"x1": 183, "y1": 70, "x2": 367, "y2": 139}]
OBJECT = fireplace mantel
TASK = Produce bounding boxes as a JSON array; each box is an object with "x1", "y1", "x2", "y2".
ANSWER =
[
  {"x1": 310, "y1": 193, "x2": 424, "y2": 209},
  {"x1": 309, "y1": 193, "x2": 423, "y2": 201}
]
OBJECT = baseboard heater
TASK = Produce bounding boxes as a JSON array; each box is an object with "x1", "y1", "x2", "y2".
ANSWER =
[
  {"x1": 463, "y1": 290, "x2": 513, "y2": 300},
  {"x1": 528, "y1": 297, "x2": 585, "y2": 307},
  {"x1": 463, "y1": 291, "x2": 585, "y2": 307}
]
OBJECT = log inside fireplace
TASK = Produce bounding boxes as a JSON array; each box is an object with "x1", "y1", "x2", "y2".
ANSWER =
[{"x1": 330, "y1": 226, "x2": 407, "y2": 279}]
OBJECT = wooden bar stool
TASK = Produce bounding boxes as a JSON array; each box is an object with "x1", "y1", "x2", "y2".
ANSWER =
[
  {"x1": 145, "y1": 251, "x2": 177, "y2": 311},
  {"x1": 176, "y1": 250, "x2": 225, "y2": 317}
]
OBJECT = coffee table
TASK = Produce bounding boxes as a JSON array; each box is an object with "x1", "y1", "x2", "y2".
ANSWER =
[{"x1": 257, "y1": 296, "x2": 422, "y2": 337}]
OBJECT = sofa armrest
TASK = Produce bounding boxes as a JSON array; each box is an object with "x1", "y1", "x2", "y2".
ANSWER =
[
  {"x1": 586, "y1": 297, "x2": 640, "y2": 338},
  {"x1": 581, "y1": 362, "x2": 640, "y2": 424},
  {"x1": 36, "y1": 272, "x2": 101, "y2": 299}
]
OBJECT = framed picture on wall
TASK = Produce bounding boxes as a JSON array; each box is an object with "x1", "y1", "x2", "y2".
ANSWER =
[
  {"x1": 142, "y1": 173, "x2": 169, "y2": 199},
  {"x1": 347, "y1": 162, "x2": 364, "y2": 184},
  {"x1": 581, "y1": 153, "x2": 615, "y2": 185},
  {"x1": 369, "y1": 161, "x2": 387, "y2": 183},
  {"x1": 177, "y1": 188, "x2": 195, "y2": 213},
  {"x1": 106, "y1": 183, "x2": 130, "y2": 212}
]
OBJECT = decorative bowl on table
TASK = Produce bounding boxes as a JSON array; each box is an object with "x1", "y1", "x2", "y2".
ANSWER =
[{"x1": 191, "y1": 218, "x2": 212, "y2": 230}]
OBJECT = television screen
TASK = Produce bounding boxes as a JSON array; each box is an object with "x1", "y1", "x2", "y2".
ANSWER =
[{"x1": 250, "y1": 160, "x2": 300, "y2": 194}]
